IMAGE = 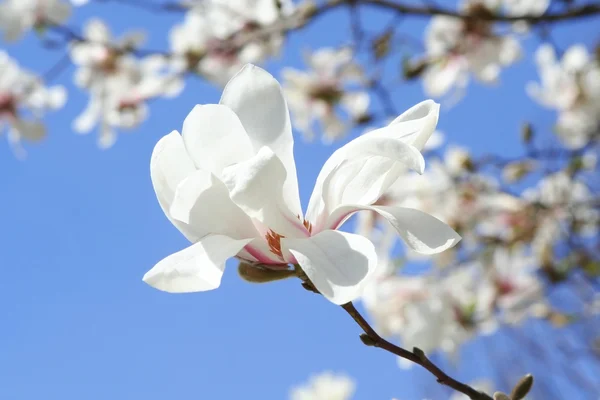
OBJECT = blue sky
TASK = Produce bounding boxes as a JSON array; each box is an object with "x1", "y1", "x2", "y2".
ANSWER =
[{"x1": 1, "y1": 1, "x2": 599, "y2": 399}]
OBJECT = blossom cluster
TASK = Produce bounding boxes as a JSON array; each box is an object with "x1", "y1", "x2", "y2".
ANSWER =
[
  {"x1": 70, "y1": 19, "x2": 182, "y2": 148},
  {"x1": 0, "y1": 51, "x2": 65, "y2": 157},
  {"x1": 357, "y1": 133, "x2": 600, "y2": 362},
  {"x1": 169, "y1": 0, "x2": 292, "y2": 85}
]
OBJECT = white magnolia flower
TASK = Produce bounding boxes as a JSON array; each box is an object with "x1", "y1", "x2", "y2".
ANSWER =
[
  {"x1": 0, "y1": 0, "x2": 71, "y2": 42},
  {"x1": 283, "y1": 48, "x2": 370, "y2": 142},
  {"x1": 0, "y1": 51, "x2": 65, "y2": 156},
  {"x1": 72, "y1": 20, "x2": 180, "y2": 148},
  {"x1": 423, "y1": 0, "x2": 521, "y2": 100},
  {"x1": 527, "y1": 44, "x2": 600, "y2": 148},
  {"x1": 144, "y1": 64, "x2": 461, "y2": 305},
  {"x1": 290, "y1": 372, "x2": 355, "y2": 400},
  {"x1": 169, "y1": 0, "x2": 291, "y2": 85}
]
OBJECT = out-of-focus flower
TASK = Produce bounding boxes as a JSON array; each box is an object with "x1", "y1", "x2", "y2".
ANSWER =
[
  {"x1": 422, "y1": 0, "x2": 521, "y2": 100},
  {"x1": 0, "y1": 51, "x2": 65, "y2": 157},
  {"x1": 527, "y1": 44, "x2": 600, "y2": 148},
  {"x1": 444, "y1": 145, "x2": 474, "y2": 175},
  {"x1": 0, "y1": 0, "x2": 71, "y2": 42},
  {"x1": 503, "y1": 0, "x2": 549, "y2": 16},
  {"x1": 70, "y1": 18, "x2": 145, "y2": 91},
  {"x1": 524, "y1": 171, "x2": 599, "y2": 257},
  {"x1": 502, "y1": 160, "x2": 535, "y2": 183},
  {"x1": 290, "y1": 371, "x2": 355, "y2": 400},
  {"x1": 487, "y1": 247, "x2": 545, "y2": 324},
  {"x1": 144, "y1": 64, "x2": 460, "y2": 305},
  {"x1": 283, "y1": 48, "x2": 370, "y2": 142},
  {"x1": 71, "y1": 19, "x2": 181, "y2": 148},
  {"x1": 169, "y1": 0, "x2": 291, "y2": 85}
]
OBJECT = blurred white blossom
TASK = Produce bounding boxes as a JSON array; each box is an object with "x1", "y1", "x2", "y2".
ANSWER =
[
  {"x1": 0, "y1": 0, "x2": 71, "y2": 42},
  {"x1": 71, "y1": 19, "x2": 181, "y2": 148},
  {"x1": 283, "y1": 48, "x2": 370, "y2": 142},
  {"x1": 169, "y1": 0, "x2": 291, "y2": 84},
  {"x1": 0, "y1": 51, "x2": 65, "y2": 157},
  {"x1": 422, "y1": 0, "x2": 521, "y2": 100},
  {"x1": 527, "y1": 44, "x2": 600, "y2": 148},
  {"x1": 523, "y1": 171, "x2": 599, "y2": 258},
  {"x1": 290, "y1": 372, "x2": 355, "y2": 400}
]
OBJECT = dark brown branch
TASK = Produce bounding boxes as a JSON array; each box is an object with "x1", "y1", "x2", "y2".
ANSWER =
[
  {"x1": 92, "y1": 0, "x2": 186, "y2": 12},
  {"x1": 229, "y1": 0, "x2": 600, "y2": 52},
  {"x1": 359, "y1": 0, "x2": 600, "y2": 24},
  {"x1": 340, "y1": 302, "x2": 494, "y2": 400},
  {"x1": 42, "y1": 0, "x2": 600, "y2": 65}
]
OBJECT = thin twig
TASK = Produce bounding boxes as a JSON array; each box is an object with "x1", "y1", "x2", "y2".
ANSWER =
[
  {"x1": 340, "y1": 302, "x2": 494, "y2": 400},
  {"x1": 359, "y1": 0, "x2": 600, "y2": 24}
]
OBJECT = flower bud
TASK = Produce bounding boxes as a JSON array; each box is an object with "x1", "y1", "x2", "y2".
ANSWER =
[
  {"x1": 510, "y1": 374, "x2": 534, "y2": 400},
  {"x1": 238, "y1": 262, "x2": 296, "y2": 283}
]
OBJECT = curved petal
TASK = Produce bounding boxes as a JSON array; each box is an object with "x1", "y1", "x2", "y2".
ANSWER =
[
  {"x1": 170, "y1": 169, "x2": 259, "y2": 240},
  {"x1": 327, "y1": 205, "x2": 461, "y2": 255},
  {"x1": 219, "y1": 64, "x2": 302, "y2": 217},
  {"x1": 181, "y1": 104, "x2": 253, "y2": 175},
  {"x1": 282, "y1": 230, "x2": 378, "y2": 305},
  {"x1": 143, "y1": 235, "x2": 252, "y2": 293},
  {"x1": 220, "y1": 146, "x2": 309, "y2": 238},
  {"x1": 306, "y1": 136, "x2": 425, "y2": 232},
  {"x1": 382, "y1": 100, "x2": 440, "y2": 151},
  {"x1": 150, "y1": 130, "x2": 198, "y2": 241}
]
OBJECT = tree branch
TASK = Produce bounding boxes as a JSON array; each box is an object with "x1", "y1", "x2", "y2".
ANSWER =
[
  {"x1": 340, "y1": 302, "x2": 494, "y2": 400},
  {"x1": 358, "y1": 0, "x2": 600, "y2": 24}
]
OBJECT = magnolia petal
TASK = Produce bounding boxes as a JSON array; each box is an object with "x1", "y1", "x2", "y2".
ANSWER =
[
  {"x1": 181, "y1": 104, "x2": 253, "y2": 175},
  {"x1": 283, "y1": 230, "x2": 378, "y2": 305},
  {"x1": 143, "y1": 235, "x2": 252, "y2": 293},
  {"x1": 383, "y1": 100, "x2": 440, "y2": 151},
  {"x1": 327, "y1": 205, "x2": 461, "y2": 255},
  {"x1": 219, "y1": 64, "x2": 302, "y2": 218},
  {"x1": 306, "y1": 136, "x2": 425, "y2": 231},
  {"x1": 150, "y1": 130, "x2": 199, "y2": 241},
  {"x1": 220, "y1": 146, "x2": 309, "y2": 238},
  {"x1": 170, "y1": 169, "x2": 258, "y2": 240}
]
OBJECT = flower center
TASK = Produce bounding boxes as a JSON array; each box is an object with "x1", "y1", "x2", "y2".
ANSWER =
[
  {"x1": 308, "y1": 83, "x2": 344, "y2": 105},
  {"x1": 302, "y1": 218, "x2": 313, "y2": 234},
  {"x1": 0, "y1": 93, "x2": 16, "y2": 119},
  {"x1": 496, "y1": 279, "x2": 515, "y2": 296},
  {"x1": 98, "y1": 48, "x2": 120, "y2": 74},
  {"x1": 265, "y1": 229, "x2": 285, "y2": 258}
]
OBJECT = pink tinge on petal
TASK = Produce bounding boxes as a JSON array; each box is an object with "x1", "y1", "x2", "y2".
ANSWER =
[
  {"x1": 243, "y1": 243, "x2": 275, "y2": 264},
  {"x1": 325, "y1": 211, "x2": 354, "y2": 232},
  {"x1": 283, "y1": 213, "x2": 312, "y2": 238}
]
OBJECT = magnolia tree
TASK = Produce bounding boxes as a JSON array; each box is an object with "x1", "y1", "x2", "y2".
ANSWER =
[{"x1": 2, "y1": 0, "x2": 599, "y2": 398}]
